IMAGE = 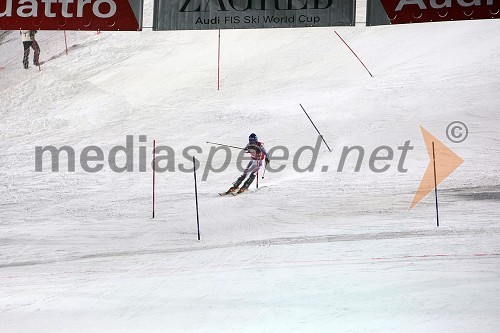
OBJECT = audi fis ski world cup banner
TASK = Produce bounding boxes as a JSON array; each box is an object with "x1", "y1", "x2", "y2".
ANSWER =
[
  {"x1": 153, "y1": 0, "x2": 356, "y2": 30},
  {"x1": 0, "y1": 0, "x2": 144, "y2": 31},
  {"x1": 366, "y1": 0, "x2": 499, "y2": 26}
]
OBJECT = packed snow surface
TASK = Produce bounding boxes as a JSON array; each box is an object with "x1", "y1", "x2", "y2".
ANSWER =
[{"x1": 1, "y1": 1, "x2": 499, "y2": 332}]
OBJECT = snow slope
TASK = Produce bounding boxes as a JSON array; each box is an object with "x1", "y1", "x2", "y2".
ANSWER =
[{"x1": 1, "y1": 1, "x2": 500, "y2": 331}]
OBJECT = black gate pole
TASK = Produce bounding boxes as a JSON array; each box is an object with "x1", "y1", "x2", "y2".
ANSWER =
[
  {"x1": 299, "y1": 104, "x2": 332, "y2": 152},
  {"x1": 432, "y1": 142, "x2": 439, "y2": 227},
  {"x1": 193, "y1": 156, "x2": 201, "y2": 240}
]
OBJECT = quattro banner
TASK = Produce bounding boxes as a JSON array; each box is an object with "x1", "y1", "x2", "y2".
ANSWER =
[
  {"x1": 153, "y1": 0, "x2": 356, "y2": 30},
  {"x1": 367, "y1": 0, "x2": 499, "y2": 26},
  {"x1": 0, "y1": 0, "x2": 144, "y2": 31}
]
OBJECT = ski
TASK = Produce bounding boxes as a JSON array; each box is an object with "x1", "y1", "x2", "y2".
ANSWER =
[
  {"x1": 231, "y1": 185, "x2": 268, "y2": 196},
  {"x1": 219, "y1": 187, "x2": 238, "y2": 196},
  {"x1": 231, "y1": 188, "x2": 248, "y2": 196}
]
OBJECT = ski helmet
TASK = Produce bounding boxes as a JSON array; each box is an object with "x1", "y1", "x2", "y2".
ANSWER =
[{"x1": 249, "y1": 133, "x2": 258, "y2": 143}]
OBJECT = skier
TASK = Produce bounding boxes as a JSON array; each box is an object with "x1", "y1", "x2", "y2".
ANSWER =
[
  {"x1": 21, "y1": 30, "x2": 40, "y2": 69},
  {"x1": 226, "y1": 133, "x2": 270, "y2": 195}
]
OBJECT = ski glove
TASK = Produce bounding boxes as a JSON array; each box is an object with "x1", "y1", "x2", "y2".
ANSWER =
[{"x1": 265, "y1": 157, "x2": 270, "y2": 165}]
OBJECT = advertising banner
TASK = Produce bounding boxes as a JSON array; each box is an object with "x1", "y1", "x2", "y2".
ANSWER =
[
  {"x1": 367, "y1": 0, "x2": 499, "y2": 26},
  {"x1": 0, "y1": 0, "x2": 144, "y2": 31},
  {"x1": 153, "y1": 0, "x2": 356, "y2": 30}
]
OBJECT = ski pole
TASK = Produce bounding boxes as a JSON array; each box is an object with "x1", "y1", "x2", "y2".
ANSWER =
[
  {"x1": 262, "y1": 162, "x2": 267, "y2": 179},
  {"x1": 206, "y1": 141, "x2": 246, "y2": 150}
]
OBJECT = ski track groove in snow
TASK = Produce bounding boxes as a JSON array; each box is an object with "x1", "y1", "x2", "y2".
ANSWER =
[{"x1": 1, "y1": 228, "x2": 499, "y2": 269}]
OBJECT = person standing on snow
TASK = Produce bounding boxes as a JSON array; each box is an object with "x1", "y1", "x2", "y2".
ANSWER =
[
  {"x1": 21, "y1": 30, "x2": 40, "y2": 69},
  {"x1": 228, "y1": 133, "x2": 270, "y2": 195}
]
